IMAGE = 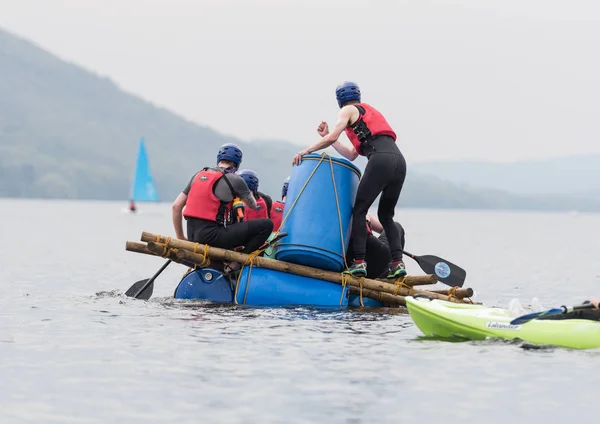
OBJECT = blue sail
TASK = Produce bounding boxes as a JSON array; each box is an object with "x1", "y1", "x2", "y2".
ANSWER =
[{"x1": 130, "y1": 137, "x2": 159, "y2": 202}]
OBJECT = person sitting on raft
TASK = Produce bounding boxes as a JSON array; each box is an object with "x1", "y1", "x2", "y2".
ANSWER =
[
  {"x1": 292, "y1": 81, "x2": 407, "y2": 279},
  {"x1": 270, "y1": 176, "x2": 289, "y2": 232},
  {"x1": 171, "y1": 144, "x2": 274, "y2": 264},
  {"x1": 236, "y1": 169, "x2": 273, "y2": 220},
  {"x1": 540, "y1": 298, "x2": 600, "y2": 321},
  {"x1": 345, "y1": 215, "x2": 406, "y2": 279}
]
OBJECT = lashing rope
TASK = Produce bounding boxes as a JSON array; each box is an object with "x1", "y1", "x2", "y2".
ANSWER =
[
  {"x1": 393, "y1": 276, "x2": 412, "y2": 296},
  {"x1": 233, "y1": 248, "x2": 265, "y2": 305},
  {"x1": 191, "y1": 243, "x2": 211, "y2": 269}
]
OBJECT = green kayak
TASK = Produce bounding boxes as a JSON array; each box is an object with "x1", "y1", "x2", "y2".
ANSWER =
[{"x1": 405, "y1": 295, "x2": 600, "y2": 350}]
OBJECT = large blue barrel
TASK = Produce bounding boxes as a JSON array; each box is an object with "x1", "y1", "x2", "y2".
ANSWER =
[
  {"x1": 173, "y1": 268, "x2": 233, "y2": 302},
  {"x1": 275, "y1": 154, "x2": 361, "y2": 271},
  {"x1": 235, "y1": 267, "x2": 349, "y2": 307}
]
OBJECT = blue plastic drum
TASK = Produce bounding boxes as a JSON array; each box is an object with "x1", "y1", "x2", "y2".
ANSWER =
[{"x1": 276, "y1": 154, "x2": 361, "y2": 271}]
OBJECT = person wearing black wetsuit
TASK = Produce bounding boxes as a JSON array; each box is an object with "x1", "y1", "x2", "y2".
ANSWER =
[
  {"x1": 292, "y1": 81, "x2": 407, "y2": 279},
  {"x1": 540, "y1": 298, "x2": 600, "y2": 321}
]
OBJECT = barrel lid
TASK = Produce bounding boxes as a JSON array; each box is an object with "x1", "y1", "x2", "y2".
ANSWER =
[{"x1": 300, "y1": 153, "x2": 362, "y2": 177}]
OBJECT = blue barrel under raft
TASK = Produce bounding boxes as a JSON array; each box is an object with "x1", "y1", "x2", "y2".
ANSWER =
[
  {"x1": 276, "y1": 154, "x2": 361, "y2": 272},
  {"x1": 173, "y1": 266, "x2": 362, "y2": 307}
]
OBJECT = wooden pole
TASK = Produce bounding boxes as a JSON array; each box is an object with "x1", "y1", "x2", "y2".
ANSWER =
[
  {"x1": 348, "y1": 288, "x2": 406, "y2": 306},
  {"x1": 430, "y1": 288, "x2": 474, "y2": 299},
  {"x1": 375, "y1": 275, "x2": 436, "y2": 286},
  {"x1": 126, "y1": 241, "x2": 157, "y2": 256},
  {"x1": 125, "y1": 240, "x2": 195, "y2": 268},
  {"x1": 142, "y1": 233, "x2": 469, "y2": 304}
]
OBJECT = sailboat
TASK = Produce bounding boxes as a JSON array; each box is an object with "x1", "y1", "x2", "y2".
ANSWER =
[{"x1": 129, "y1": 137, "x2": 159, "y2": 212}]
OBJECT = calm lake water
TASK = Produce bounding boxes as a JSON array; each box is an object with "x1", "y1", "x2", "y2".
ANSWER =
[{"x1": 1, "y1": 198, "x2": 599, "y2": 423}]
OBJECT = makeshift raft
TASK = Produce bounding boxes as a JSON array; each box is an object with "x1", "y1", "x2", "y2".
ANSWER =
[
  {"x1": 125, "y1": 232, "x2": 475, "y2": 308},
  {"x1": 125, "y1": 153, "x2": 475, "y2": 307}
]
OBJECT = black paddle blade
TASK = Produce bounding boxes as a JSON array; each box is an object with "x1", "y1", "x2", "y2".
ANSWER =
[
  {"x1": 409, "y1": 254, "x2": 466, "y2": 287},
  {"x1": 124, "y1": 278, "x2": 154, "y2": 300}
]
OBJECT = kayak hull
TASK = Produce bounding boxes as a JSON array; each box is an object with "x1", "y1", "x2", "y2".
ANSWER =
[{"x1": 405, "y1": 296, "x2": 600, "y2": 349}]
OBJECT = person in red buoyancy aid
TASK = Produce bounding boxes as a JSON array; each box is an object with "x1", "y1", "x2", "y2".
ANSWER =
[
  {"x1": 171, "y1": 144, "x2": 274, "y2": 272},
  {"x1": 270, "y1": 176, "x2": 289, "y2": 231},
  {"x1": 236, "y1": 169, "x2": 272, "y2": 221},
  {"x1": 292, "y1": 81, "x2": 407, "y2": 279}
]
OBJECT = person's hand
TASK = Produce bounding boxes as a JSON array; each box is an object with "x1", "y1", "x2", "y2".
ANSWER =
[
  {"x1": 233, "y1": 198, "x2": 245, "y2": 222},
  {"x1": 317, "y1": 121, "x2": 329, "y2": 137},
  {"x1": 176, "y1": 233, "x2": 187, "y2": 241},
  {"x1": 293, "y1": 149, "x2": 310, "y2": 166},
  {"x1": 591, "y1": 297, "x2": 599, "y2": 309}
]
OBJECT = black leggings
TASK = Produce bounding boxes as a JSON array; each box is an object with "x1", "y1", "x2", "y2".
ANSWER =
[
  {"x1": 186, "y1": 218, "x2": 273, "y2": 254},
  {"x1": 351, "y1": 145, "x2": 406, "y2": 262},
  {"x1": 346, "y1": 222, "x2": 406, "y2": 278},
  {"x1": 346, "y1": 234, "x2": 391, "y2": 279}
]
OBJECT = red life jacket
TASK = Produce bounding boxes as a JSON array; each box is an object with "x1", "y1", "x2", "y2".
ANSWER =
[
  {"x1": 244, "y1": 196, "x2": 269, "y2": 220},
  {"x1": 344, "y1": 103, "x2": 396, "y2": 156},
  {"x1": 183, "y1": 168, "x2": 233, "y2": 225},
  {"x1": 270, "y1": 200, "x2": 285, "y2": 230}
]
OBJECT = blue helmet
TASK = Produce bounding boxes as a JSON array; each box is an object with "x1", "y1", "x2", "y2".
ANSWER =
[
  {"x1": 335, "y1": 81, "x2": 361, "y2": 108},
  {"x1": 281, "y1": 176, "x2": 290, "y2": 199},
  {"x1": 217, "y1": 143, "x2": 243, "y2": 168},
  {"x1": 236, "y1": 169, "x2": 259, "y2": 192}
]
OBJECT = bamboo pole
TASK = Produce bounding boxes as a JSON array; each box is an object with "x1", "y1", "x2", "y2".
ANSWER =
[{"x1": 142, "y1": 232, "x2": 469, "y2": 304}]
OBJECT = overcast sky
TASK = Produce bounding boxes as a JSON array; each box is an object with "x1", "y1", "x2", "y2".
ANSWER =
[{"x1": 1, "y1": 0, "x2": 599, "y2": 163}]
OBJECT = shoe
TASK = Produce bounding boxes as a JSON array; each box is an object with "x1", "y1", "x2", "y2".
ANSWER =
[
  {"x1": 343, "y1": 261, "x2": 367, "y2": 277},
  {"x1": 386, "y1": 260, "x2": 407, "y2": 279}
]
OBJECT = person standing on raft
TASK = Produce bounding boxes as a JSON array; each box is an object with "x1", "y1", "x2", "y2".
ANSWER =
[{"x1": 292, "y1": 81, "x2": 407, "y2": 278}]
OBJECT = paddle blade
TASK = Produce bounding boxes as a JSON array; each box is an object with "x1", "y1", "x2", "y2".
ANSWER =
[
  {"x1": 410, "y1": 254, "x2": 466, "y2": 287},
  {"x1": 125, "y1": 279, "x2": 154, "y2": 300},
  {"x1": 510, "y1": 308, "x2": 564, "y2": 325}
]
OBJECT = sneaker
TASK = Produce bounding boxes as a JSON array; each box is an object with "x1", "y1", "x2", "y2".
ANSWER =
[
  {"x1": 386, "y1": 260, "x2": 407, "y2": 279},
  {"x1": 343, "y1": 261, "x2": 367, "y2": 277}
]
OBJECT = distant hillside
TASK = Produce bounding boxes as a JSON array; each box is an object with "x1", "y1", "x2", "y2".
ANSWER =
[
  {"x1": 1, "y1": 28, "x2": 599, "y2": 213},
  {"x1": 411, "y1": 155, "x2": 600, "y2": 196},
  {"x1": 0, "y1": 28, "x2": 295, "y2": 200}
]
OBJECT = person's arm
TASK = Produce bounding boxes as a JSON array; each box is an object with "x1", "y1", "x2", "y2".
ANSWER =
[
  {"x1": 222, "y1": 173, "x2": 259, "y2": 210},
  {"x1": 241, "y1": 191, "x2": 258, "y2": 210},
  {"x1": 367, "y1": 214, "x2": 384, "y2": 233},
  {"x1": 293, "y1": 106, "x2": 355, "y2": 165},
  {"x1": 331, "y1": 140, "x2": 359, "y2": 161},
  {"x1": 171, "y1": 192, "x2": 188, "y2": 240}
]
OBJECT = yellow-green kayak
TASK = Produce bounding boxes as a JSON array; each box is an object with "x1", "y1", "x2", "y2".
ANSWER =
[{"x1": 405, "y1": 296, "x2": 600, "y2": 349}]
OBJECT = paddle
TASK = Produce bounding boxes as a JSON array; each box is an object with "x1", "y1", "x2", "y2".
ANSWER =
[
  {"x1": 403, "y1": 251, "x2": 466, "y2": 288},
  {"x1": 510, "y1": 303, "x2": 597, "y2": 325},
  {"x1": 125, "y1": 259, "x2": 172, "y2": 300}
]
